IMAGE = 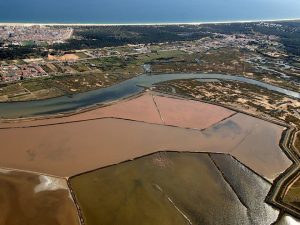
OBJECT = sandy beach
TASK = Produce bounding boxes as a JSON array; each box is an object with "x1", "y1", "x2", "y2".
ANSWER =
[{"x1": 0, "y1": 18, "x2": 299, "y2": 27}]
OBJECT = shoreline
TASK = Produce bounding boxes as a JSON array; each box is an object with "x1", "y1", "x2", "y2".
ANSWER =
[{"x1": 0, "y1": 18, "x2": 300, "y2": 26}]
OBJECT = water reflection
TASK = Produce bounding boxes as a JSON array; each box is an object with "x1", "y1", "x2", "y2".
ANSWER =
[
  {"x1": 275, "y1": 214, "x2": 300, "y2": 225},
  {"x1": 1, "y1": 73, "x2": 299, "y2": 118},
  {"x1": 70, "y1": 152, "x2": 279, "y2": 225}
]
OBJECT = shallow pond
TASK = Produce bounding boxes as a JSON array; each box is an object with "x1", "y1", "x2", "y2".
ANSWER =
[{"x1": 70, "y1": 152, "x2": 278, "y2": 225}]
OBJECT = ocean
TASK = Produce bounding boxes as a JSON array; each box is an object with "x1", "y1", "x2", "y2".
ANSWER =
[{"x1": 0, "y1": 0, "x2": 300, "y2": 24}]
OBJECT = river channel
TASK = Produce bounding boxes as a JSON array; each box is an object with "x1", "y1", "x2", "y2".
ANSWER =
[{"x1": 0, "y1": 73, "x2": 299, "y2": 119}]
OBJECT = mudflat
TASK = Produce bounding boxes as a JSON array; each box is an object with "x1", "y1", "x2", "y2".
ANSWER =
[{"x1": 0, "y1": 169, "x2": 80, "y2": 225}]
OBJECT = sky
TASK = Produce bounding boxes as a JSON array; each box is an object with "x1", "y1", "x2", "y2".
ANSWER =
[{"x1": 0, "y1": 0, "x2": 300, "y2": 23}]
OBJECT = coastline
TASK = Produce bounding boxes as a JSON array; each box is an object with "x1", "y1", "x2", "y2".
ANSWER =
[
  {"x1": 1, "y1": 11, "x2": 300, "y2": 223},
  {"x1": 0, "y1": 18, "x2": 299, "y2": 26}
]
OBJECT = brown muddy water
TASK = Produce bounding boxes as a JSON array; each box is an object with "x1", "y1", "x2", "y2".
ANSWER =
[
  {"x1": 153, "y1": 95, "x2": 235, "y2": 129},
  {"x1": 0, "y1": 169, "x2": 80, "y2": 225},
  {"x1": 282, "y1": 173, "x2": 300, "y2": 210},
  {"x1": 0, "y1": 94, "x2": 163, "y2": 128},
  {"x1": 70, "y1": 152, "x2": 279, "y2": 225},
  {"x1": 0, "y1": 93, "x2": 234, "y2": 130},
  {"x1": 225, "y1": 114, "x2": 291, "y2": 182},
  {"x1": 0, "y1": 114, "x2": 291, "y2": 181}
]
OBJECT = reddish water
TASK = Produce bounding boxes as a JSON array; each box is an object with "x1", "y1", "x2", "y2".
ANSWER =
[
  {"x1": 153, "y1": 95, "x2": 235, "y2": 129},
  {"x1": 0, "y1": 114, "x2": 291, "y2": 181},
  {"x1": 0, "y1": 93, "x2": 234, "y2": 130}
]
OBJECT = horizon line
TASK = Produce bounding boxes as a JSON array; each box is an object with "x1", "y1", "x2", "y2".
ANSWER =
[{"x1": 0, "y1": 18, "x2": 299, "y2": 26}]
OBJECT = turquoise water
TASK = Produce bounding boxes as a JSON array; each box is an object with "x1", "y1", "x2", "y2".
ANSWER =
[
  {"x1": 0, "y1": 0, "x2": 300, "y2": 24},
  {"x1": 0, "y1": 73, "x2": 299, "y2": 119}
]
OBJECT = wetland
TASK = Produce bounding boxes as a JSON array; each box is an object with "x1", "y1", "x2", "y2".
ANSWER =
[
  {"x1": 70, "y1": 152, "x2": 279, "y2": 225},
  {"x1": 0, "y1": 169, "x2": 80, "y2": 225}
]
